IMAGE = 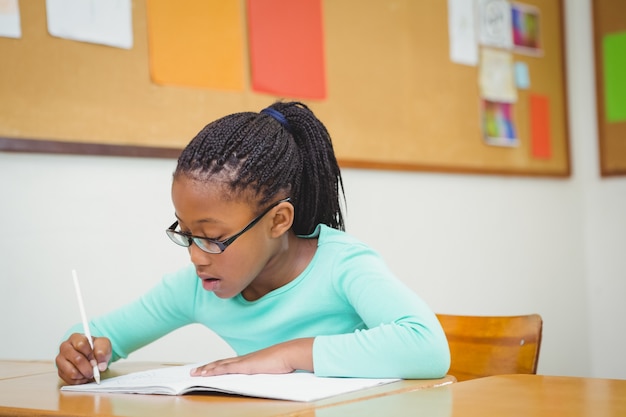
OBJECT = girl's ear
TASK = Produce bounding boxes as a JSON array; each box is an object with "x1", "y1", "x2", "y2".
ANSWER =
[{"x1": 270, "y1": 201, "x2": 294, "y2": 237}]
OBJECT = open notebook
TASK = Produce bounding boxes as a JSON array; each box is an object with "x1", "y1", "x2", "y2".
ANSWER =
[{"x1": 60, "y1": 364, "x2": 399, "y2": 402}]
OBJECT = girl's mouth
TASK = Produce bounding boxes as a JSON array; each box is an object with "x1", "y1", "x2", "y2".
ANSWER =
[{"x1": 201, "y1": 277, "x2": 220, "y2": 292}]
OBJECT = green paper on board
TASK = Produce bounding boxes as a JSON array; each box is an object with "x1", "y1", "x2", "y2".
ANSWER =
[{"x1": 602, "y1": 32, "x2": 626, "y2": 123}]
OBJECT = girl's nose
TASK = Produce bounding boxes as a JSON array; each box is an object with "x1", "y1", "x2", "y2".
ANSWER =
[{"x1": 188, "y1": 243, "x2": 212, "y2": 266}]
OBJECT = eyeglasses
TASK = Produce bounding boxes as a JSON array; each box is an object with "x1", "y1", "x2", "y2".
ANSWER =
[{"x1": 166, "y1": 197, "x2": 291, "y2": 254}]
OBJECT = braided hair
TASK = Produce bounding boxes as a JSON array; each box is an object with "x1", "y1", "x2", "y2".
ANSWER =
[{"x1": 174, "y1": 101, "x2": 345, "y2": 234}]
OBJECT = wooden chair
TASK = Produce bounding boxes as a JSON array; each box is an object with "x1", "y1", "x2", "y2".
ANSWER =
[{"x1": 436, "y1": 313, "x2": 543, "y2": 382}]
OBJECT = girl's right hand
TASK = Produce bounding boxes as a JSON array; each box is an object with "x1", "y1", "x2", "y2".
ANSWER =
[{"x1": 56, "y1": 333, "x2": 112, "y2": 385}]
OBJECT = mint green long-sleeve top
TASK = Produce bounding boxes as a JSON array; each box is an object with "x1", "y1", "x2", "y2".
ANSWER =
[{"x1": 73, "y1": 224, "x2": 450, "y2": 379}]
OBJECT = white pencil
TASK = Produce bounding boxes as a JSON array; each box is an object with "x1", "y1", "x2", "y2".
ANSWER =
[{"x1": 71, "y1": 269, "x2": 101, "y2": 384}]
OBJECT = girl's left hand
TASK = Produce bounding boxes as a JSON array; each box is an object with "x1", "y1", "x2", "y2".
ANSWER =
[{"x1": 190, "y1": 338, "x2": 314, "y2": 376}]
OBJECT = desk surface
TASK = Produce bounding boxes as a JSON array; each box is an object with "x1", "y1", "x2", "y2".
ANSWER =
[
  {"x1": 315, "y1": 374, "x2": 626, "y2": 417},
  {"x1": 0, "y1": 361, "x2": 454, "y2": 417},
  {"x1": 0, "y1": 360, "x2": 56, "y2": 380}
]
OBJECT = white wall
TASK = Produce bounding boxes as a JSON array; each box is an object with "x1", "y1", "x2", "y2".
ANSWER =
[
  {"x1": 566, "y1": 0, "x2": 626, "y2": 379},
  {"x1": 1, "y1": 0, "x2": 624, "y2": 379}
]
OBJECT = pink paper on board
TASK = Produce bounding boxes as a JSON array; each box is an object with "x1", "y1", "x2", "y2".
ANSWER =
[
  {"x1": 530, "y1": 94, "x2": 552, "y2": 159},
  {"x1": 247, "y1": 0, "x2": 326, "y2": 99}
]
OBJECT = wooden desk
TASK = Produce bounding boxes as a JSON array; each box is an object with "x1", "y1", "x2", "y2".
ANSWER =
[
  {"x1": 0, "y1": 360, "x2": 56, "y2": 380},
  {"x1": 315, "y1": 374, "x2": 626, "y2": 417},
  {"x1": 0, "y1": 361, "x2": 454, "y2": 417}
]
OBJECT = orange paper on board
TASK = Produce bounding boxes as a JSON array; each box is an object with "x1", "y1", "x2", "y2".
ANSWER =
[
  {"x1": 146, "y1": 0, "x2": 244, "y2": 91},
  {"x1": 247, "y1": 0, "x2": 326, "y2": 99},
  {"x1": 530, "y1": 94, "x2": 552, "y2": 159}
]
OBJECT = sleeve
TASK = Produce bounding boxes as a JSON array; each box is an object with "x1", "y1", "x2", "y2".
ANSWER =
[
  {"x1": 312, "y1": 244, "x2": 450, "y2": 379},
  {"x1": 64, "y1": 265, "x2": 200, "y2": 363}
]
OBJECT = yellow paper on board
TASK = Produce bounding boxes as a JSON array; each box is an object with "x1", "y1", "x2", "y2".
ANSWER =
[
  {"x1": 479, "y1": 48, "x2": 517, "y2": 103},
  {"x1": 146, "y1": 0, "x2": 244, "y2": 91}
]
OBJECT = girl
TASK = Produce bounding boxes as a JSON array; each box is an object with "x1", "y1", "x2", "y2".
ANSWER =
[{"x1": 56, "y1": 102, "x2": 450, "y2": 384}]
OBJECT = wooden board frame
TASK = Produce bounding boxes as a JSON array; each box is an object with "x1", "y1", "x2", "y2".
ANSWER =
[
  {"x1": 592, "y1": 0, "x2": 626, "y2": 176},
  {"x1": 0, "y1": 0, "x2": 570, "y2": 176}
]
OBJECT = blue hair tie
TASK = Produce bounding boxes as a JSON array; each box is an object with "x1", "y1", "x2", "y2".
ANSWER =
[{"x1": 260, "y1": 107, "x2": 290, "y2": 132}]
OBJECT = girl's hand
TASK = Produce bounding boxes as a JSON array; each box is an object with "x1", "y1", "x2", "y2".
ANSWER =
[
  {"x1": 191, "y1": 338, "x2": 314, "y2": 377},
  {"x1": 56, "y1": 333, "x2": 112, "y2": 385}
]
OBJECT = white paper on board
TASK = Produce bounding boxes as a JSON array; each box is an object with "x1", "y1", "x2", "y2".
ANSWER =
[
  {"x1": 448, "y1": 0, "x2": 478, "y2": 66},
  {"x1": 477, "y1": 0, "x2": 513, "y2": 49},
  {"x1": 0, "y1": 0, "x2": 21, "y2": 39},
  {"x1": 46, "y1": 0, "x2": 133, "y2": 49}
]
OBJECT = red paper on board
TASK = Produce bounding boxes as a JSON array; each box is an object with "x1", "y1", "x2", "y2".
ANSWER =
[
  {"x1": 530, "y1": 94, "x2": 552, "y2": 159},
  {"x1": 247, "y1": 0, "x2": 326, "y2": 99}
]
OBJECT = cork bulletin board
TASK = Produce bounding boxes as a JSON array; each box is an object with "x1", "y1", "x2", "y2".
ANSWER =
[
  {"x1": 592, "y1": 0, "x2": 626, "y2": 176},
  {"x1": 0, "y1": 0, "x2": 569, "y2": 176}
]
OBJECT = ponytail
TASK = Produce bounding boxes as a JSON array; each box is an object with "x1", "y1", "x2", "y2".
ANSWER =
[{"x1": 174, "y1": 101, "x2": 345, "y2": 234}]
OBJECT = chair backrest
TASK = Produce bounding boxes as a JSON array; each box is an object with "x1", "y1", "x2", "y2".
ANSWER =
[{"x1": 436, "y1": 313, "x2": 543, "y2": 382}]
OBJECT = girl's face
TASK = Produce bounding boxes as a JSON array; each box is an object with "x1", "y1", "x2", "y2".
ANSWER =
[{"x1": 171, "y1": 175, "x2": 288, "y2": 300}]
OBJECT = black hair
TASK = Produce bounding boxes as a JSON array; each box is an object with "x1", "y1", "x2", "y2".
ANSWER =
[{"x1": 174, "y1": 101, "x2": 345, "y2": 234}]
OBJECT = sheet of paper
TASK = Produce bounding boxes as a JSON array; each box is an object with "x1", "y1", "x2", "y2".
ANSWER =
[
  {"x1": 145, "y1": 0, "x2": 245, "y2": 91},
  {"x1": 247, "y1": 0, "x2": 326, "y2": 99},
  {"x1": 45, "y1": 0, "x2": 133, "y2": 49},
  {"x1": 514, "y1": 61, "x2": 530, "y2": 89},
  {"x1": 512, "y1": 2, "x2": 541, "y2": 56},
  {"x1": 530, "y1": 94, "x2": 551, "y2": 159},
  {"x1": 447, "y1": 0, "x2": 478, "y2": 66},
  {"x1": 0, "y1": 0, "x2": 21, "y2": 38},
  {"x1": 477, "y1": 0, "x2": 513, "y2": 49},
  {"x1": 61, "y1": 364, "x2": 399, "y2": 402},
  {"x1": 479, "y1": 48, "x2": 517, "y2": 102},
  {"x1": 482, "y1": 99, "x2": 518, "y2": 147},
  {"x1": 602, "y1": 31, "x2": 626, "y2": 123}
]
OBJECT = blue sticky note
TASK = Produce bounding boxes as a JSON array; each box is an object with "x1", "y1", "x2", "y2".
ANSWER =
[{"x1": 514, "y1": 62, "x2": 530, "y2": 89}]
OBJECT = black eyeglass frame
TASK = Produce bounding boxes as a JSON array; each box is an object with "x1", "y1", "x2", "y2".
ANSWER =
[{"x1": 166, "y1": 197, "x2": 291, "y2": 254}]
